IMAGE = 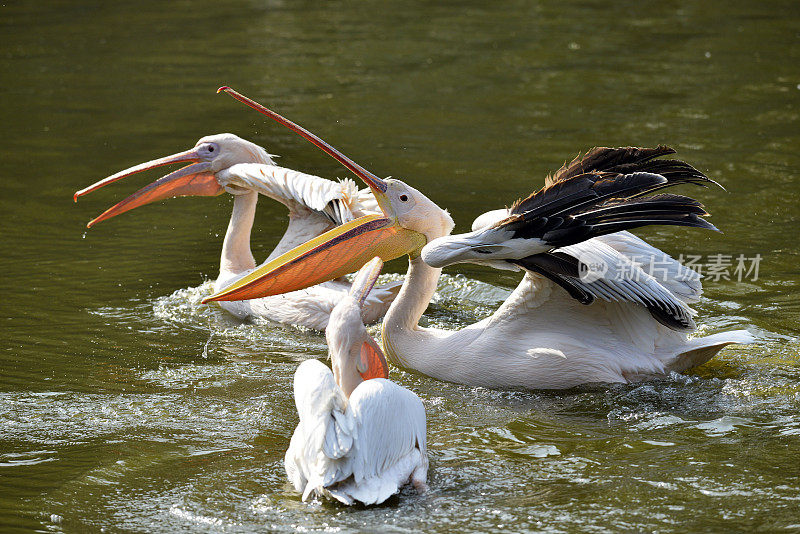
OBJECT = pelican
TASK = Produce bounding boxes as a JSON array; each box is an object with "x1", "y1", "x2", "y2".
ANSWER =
[
  {"x1": 74, "y1": 133, "x2": 401, "y2": 330},
  {"x1": 285, "y1": 257, "x2": 428, "y2": 505},
  {"x1": 205, "y1": 88, "x2": 752, "y2": 390}
]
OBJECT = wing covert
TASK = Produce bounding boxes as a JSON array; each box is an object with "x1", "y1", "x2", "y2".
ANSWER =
[
  {"x1": 222, "y1": 163, "x2": 378, "y2": 225},
  {"x1": 347, "y1": 379, "x2": 427, "y2": 484}
]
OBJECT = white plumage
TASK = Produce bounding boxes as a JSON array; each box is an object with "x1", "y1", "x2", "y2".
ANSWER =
[
  {"x1": 285, "y1": 258, "x2": 428, "y2": 505},
  {"x1": 286, "y1": 361, "x2": 428, "y2": 505}
]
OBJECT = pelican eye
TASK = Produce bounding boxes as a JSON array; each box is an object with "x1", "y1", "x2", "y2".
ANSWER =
[
  {"x1": 208, "y1": 146, "x2": 215, "y2": 152},
  {"x1": 399, "y1": 194, "x2": 409, "y2": 202}
]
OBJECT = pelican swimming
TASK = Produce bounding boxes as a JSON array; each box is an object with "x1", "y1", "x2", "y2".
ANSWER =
[
  {"x1": 74, "y1": 133, "x2": 401, "y2": 330},
  {"x1": 285, "y1": 257, "x2": 428, "y2": 505},
  {"x1": 205, "y1": 87, "x2": 752, "y2": 390}
]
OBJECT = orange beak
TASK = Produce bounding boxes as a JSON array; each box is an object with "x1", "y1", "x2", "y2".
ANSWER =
[
  {"x1": 359, "y1": 335, "x2": 389, "y2": 380},
  {"x1": 74, "y1": 147, "x2": 224, "y2": 228},
  {"x1": 201, "y1": 88, "x2": 426, "y2": 304},
  {"x1": 216, "y1": 86, "x2": 395, "y2": 216},
  {"x1": 352, "y1": 257, "x2": 390, "y2": 380},
  {"x1": 349, "y1": 257, "x2": 385, "y2": 307},
  {"x1": 201, "y1": 214, "x2": 424, "y2": 303}
]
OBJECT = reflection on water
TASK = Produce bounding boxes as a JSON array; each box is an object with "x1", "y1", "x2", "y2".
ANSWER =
[{"x1": 1, "y1": 0, "x2": 799, "y2": 531}]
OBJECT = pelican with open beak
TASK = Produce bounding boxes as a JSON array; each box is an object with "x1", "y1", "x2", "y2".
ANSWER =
[
  {"x1": 74, "y1": 132, "x2": 402, "y2": 330},
  {"x1": 73, "y1": 137, "x2": 229, "y2": 227},
  {"x1": 204, "y1": 87, "x2": 752, "y2": 390}
]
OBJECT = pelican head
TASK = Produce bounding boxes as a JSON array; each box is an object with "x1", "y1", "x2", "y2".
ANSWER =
[
  {"x1": 326, "y1": 257, "x2": 390, "y2": 396},
  {"x1": 74, "y1": 133, "x2": 275, "y2": 228},
  {"x1": 420, "y1": 208, "x2": 521, "y2": 270},
  {"x1": 202, "y1": 88, "x2": 453, "y2": 303},
  {"x1": 363, "y1": 177, "x2": 454, "y2": 243}
]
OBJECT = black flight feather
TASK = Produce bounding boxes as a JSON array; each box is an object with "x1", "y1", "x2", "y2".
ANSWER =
[{"x1": 496, "y1": 147, "x2": 717, "y2": 249}]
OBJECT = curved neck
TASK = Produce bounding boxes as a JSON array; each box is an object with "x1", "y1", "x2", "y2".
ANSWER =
[
  {"x1": 332, "y1": 356, "x2": 363, "y2": 399},
  {"x1": 220, "y1": 191, "x2": 258, "y2": 275},
  {"x1": 381, "y1": 254, "x2": 441, "y2": 365}
]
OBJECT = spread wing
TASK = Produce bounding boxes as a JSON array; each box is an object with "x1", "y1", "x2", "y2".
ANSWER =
[
  {"x1": 421, "y1": 146, "x2": 716, "y2": 330},
  {"x1": 517, "y1": 237, "x2": 697, "y2": 330},
  {"x1": 221, "y1": 163, "x2": 379, "y2": 225}
]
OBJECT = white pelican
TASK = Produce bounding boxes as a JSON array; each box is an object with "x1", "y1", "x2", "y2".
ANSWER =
[
  {"x1": 74, "y1": 133, "x2": 401, "y2": 330},
  {"x1": 204, "y1": 87, "x2": 752, "y2": 390},
  {"x1": 285, "y1": 257, "x2": 428, "y2": 505}
]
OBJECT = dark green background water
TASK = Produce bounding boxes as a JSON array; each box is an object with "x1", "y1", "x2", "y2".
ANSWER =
[{"x1": 2, "y1": 1, "x2": 799, "y2": 532}]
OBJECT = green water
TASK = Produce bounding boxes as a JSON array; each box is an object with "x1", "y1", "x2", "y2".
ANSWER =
[{"x1": 2, "y1": 1, "x2": 799, "y2": 531}]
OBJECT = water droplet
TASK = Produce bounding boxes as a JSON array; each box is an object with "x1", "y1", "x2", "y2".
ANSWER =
[{"x1": 202, "y1": 330, "x2": 214, "y2": 359}]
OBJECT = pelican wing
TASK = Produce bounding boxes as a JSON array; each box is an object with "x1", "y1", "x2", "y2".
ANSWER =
[
  {"x1": 594, "y1": 231, "x2": 702, "y2": 304},
  {"x1": 330, "y1": 378, "x2": 427, "y2": 505},
  {"x1": 544, "y1": 145, "x2": 713, "y2": 187},
  {"x1": 472, "y1": 145, "x2": 714, "y2": 236},
  {"x1": 424, "y1": 186, "x2": 714, "y2": 270},
  {"x1": 495, "y1": 179, "x2": 716, "y2": 255},
  {"x1": 422, "y1": 148, "x2": 717, "y2": 320},
  {"x1": 221, "y1": 163, "x2": 377, "y2": 225},
  {"x1": 472, "y1": 209, "x2": 702, "y2": 304},
  {"x1": 285, "y1": 359, "x2": 356, "y2": 500},
  {"x1": 495, "y1": 146, "x2": 716, "y2": 250},
  {"x1": 424, "y1": 146, "x2": 717, "y2": 270},
  {"x1": 445, "y1": 214, "x2": 704, "y2": 331},
  {"x1": 517, "y1": 238, "x2": 697, "y2": 330}
]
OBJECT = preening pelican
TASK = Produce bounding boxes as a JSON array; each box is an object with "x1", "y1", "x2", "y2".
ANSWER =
[
  {"x1": 205, "y1": 88, "x2": 752, "y2": 390},
  {"x1": 285, "y1": 257, "x2": 428, "y2": 505},
  {"x1": 74, "y1": 133, "x2": 401, "y2": 330}
]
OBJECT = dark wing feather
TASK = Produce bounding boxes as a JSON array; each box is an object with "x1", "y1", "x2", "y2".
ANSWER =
[
  {"x1": 496, "y1": 148, "x2": 717, "y2": 249},
  {"x1": 478, "y1": 146, "x2": 716, "y2": 331},
  {"x1": 515, "y1": 146, "x2": 715, "y2": 216},
  {"x1": 512, "y1": 253, "x2": 593, "y2": 304},
  {"x1": 512, "y1": 250, "x2": 695, "y2": 330},
  {"x1": 547, "y1": 146, "x2": 676, "y2": 186}
]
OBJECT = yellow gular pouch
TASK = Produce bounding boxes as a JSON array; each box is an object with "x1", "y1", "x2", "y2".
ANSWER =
[{"x1": 203, "y1": 214, "x2": 425, "y2": 303}]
